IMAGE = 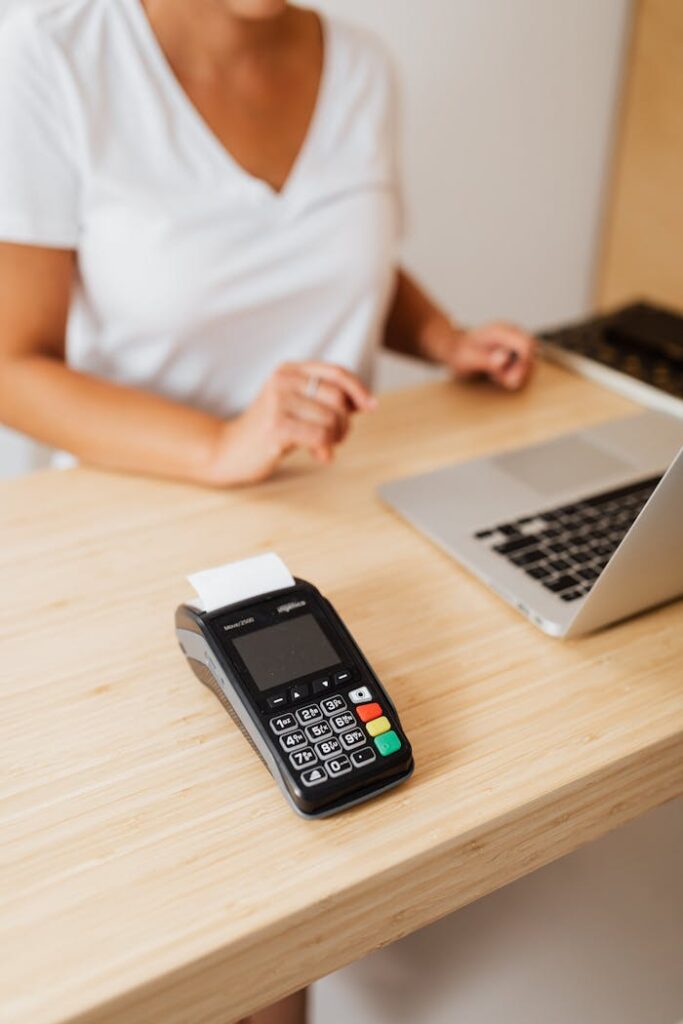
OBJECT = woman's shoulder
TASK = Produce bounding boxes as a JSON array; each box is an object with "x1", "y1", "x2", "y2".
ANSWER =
[
  {"x1": 324, "y1": 13, "x2": 396, "y2": 87},
  {"x1": 0, "y1": 0, "x2": 113, "y2": 67}
]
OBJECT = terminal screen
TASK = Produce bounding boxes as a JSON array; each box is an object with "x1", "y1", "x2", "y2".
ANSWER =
[{"x1": 233, "y1": 615, "x2": 340, "y2": 691}]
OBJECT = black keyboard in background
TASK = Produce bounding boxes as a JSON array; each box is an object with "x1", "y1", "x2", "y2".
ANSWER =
[
  {"x1": 473, "y1": 476, "x2": 661, "y2": 602},
  {"x1": 541, "y1": 301, "x2": 683, "y2": 400}
]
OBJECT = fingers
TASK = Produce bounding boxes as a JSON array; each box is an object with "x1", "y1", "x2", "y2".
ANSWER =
[
  {"x1": 304, "y1": 379, "x2": 353, "y2": 419},
  {"x1": 483, "y1": 347, "x2": 525, "y2": 389},
  {"x1": 282, "y1": 414, "x2": 337, "y2": 463},
  {"x1": 285, "y1": 393, "x2": 350, "y2": 443},
  {"x1": 479, "y1": 325, "x2": 537, "y2": 390},
  {"x1": 499, "y1": 354, "x2": 530, "y2": 390},
  {"x1": 295, "y1": 361, "x2": 377, "y2": 412},
  {"x1": 287, "y1": 372, "x2": 355, "y2": 422},
  {"x1": 265, "y1": 361, "x2": 375, "y2": 466},
  {"x1": 450, "y1": 339, "x2": 498, "y2": 378},
  {"x1": 486, "y1": 323, "x2": 537, "y2": 359}
]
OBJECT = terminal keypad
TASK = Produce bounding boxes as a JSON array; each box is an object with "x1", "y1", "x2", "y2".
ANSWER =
[{"x1": 269, "y1": 683, "x2": 403, "y2": 788}]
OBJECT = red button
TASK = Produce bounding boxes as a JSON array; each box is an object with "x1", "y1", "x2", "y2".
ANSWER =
[{"x1": 357, "y1": 702, "x2": 382, "y2": 723}]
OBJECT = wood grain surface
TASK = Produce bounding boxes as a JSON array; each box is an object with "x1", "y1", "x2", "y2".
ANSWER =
[
  {"x1": 1, "y1": 363, "x2": 682, "y2": 1024},
  {"x1": 597, "y1": 0, "x2": 683, "y2": 311}
]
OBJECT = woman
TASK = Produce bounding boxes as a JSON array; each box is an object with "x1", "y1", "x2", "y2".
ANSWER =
[
  {"x1": 0, "y1": 0, "x2": 534, "y2": 486},
  {"x1": 0, "y1": 1, "x2": 534, "y2": 1022}
]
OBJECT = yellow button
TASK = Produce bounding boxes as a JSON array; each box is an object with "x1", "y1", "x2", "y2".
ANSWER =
[{"x1": 366, "y1": 716, "x2": 390, "y2": 737}]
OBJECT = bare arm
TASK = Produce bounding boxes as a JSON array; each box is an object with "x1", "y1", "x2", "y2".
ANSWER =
[
  {"x1": 384, "y1": 268, "x2": 537, "y2": 390},
  {"x1": 0, "y1": 243, "x2": 226, "y2": 481},
  {"x1": 0, "y1": 243, "x2": 375, "y2": 485},
  {"x1": 384, "y1": 268, "x2": 456, "y2": 361}
]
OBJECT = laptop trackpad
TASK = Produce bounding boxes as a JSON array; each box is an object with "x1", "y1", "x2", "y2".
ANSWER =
[{"x1": 492, "y1": 437, "x2": 630, "y2": 496}]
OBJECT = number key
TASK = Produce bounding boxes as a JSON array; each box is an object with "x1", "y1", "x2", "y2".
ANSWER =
[
  {"x1": 326, "y1": 755, "x2": 352, "y2": 777},
  {"x1": 321, "y1": 695, "x2": 347, "y2": 716},
  {"x1": 330, "y1": 711, "x2": 355, "y2": 733},
  {"x1": 269, "y1": 713, "x2": 297, "y2": 736},
  {"x1": 289, "y1": 748, "x2": 318, "y2": 771},
  {"x1": 279, "y1": 730, "x2": 307, "y2": 753},
  {"x1": 340, "y1": 727, "x2": 366, "y2": 751},
  {"x1": 306, "y1": 720, "x2": 332, "y2": 743},
  {"x1": 315, "y1": 736, "x2": 343, "y2": 760},
  {"x1": 296, "y1": 703, "x2": 323, "y2": 726}
]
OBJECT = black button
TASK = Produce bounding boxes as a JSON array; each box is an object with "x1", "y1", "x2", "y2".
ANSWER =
[
  {"x1": 326, "y1": 755, "x2": 352, "y2": 777},
  {"x1": 540, "y1": 526, "x2": 562, "y2": 540},
  {"x1": 543, "y1": 574, "x2": 580, "y2": 593},
  {"x1": 312, "y1": 677, "x2": 334, "y2": 695},
  {"x1": 330, "y1": 711, "x2": 355, "y2": 733},
  {"x1": 334, "y1": 669, "x2": 353, "y2": 686},
  {"x1": 289, "y1": 748, "x2": 317, "y2": 770},
  {"x1": 296, "y1": 703, "x2": 323, "y2": 726},
  {"x1": 290, "y1": 683, "x2": 309, "y2": 702},
  {"x1": 279, "y1": 730, "x2": 307, "y2": 752},
  {"x1": 351, "y1": 747, "x2": 376, "y2": 768},
  {"x1": 340, "y1": 727, "x2": 365, "y2": 751},
  {"x1": 321, "y1": 695, "x2": 347, "y2": 716},
  {"x1": 315, "y1": 736, "x2": 342, "y2": 759},
  {"x1": 493, "y1": 535, "x2": 537, "y2": 555},
  {"x1": 269, "y1": 713, "x2": 297, "y2": 736},
  {"x1": 511, "y1": 548, "x2": 545, "y2": 566},
  {"x1": 306, "y1": 721, "x2": 332, "y2": 742},
  {"x1": 267, "y1": 694, "x2": 288, "y2": 710},
  {"x1": 558, "y1": 503, "x2": 579, "y2": 516},
  {"x1": 527, "y1": 566, "x2": 551, "y2": 580},
  {"x1": 300, "y1": 766, "x2": 327, "y2": 787}
]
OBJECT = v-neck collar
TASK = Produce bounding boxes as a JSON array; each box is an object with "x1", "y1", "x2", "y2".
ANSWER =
[{"x1": 126, "y1": 0, "x2": 333, "y2": 200}]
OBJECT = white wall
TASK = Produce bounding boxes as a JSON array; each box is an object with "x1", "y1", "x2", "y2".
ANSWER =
[
  {"x1": 0, "y1": 0, "x2": 632, "y2": 476},
  {"x1": 317, "y1": 0, "x2": 631, "y2": 327}
]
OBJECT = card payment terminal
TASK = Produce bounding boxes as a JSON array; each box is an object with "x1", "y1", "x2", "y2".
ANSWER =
[{"x1": 176, "y1": 554, "x2": 414, "y2": 818}]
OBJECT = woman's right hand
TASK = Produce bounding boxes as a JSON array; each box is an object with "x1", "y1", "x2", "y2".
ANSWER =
[{"x1": 207, "y1": 361, "x2": 377, "y2": 486}]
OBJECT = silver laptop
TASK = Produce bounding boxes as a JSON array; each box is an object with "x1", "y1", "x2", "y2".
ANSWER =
[{"x1": 378, "y1": 411, "x2": 683, "y2": 637}]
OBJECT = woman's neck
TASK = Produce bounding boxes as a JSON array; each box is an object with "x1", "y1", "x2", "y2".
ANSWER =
[{"x1": 141, "y1": 0, "x2": 295, "y2": 81}]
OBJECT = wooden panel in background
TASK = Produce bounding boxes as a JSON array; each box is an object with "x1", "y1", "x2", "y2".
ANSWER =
[{"x1": 597, "y1": 0, "x2": 683, "y2": 312}]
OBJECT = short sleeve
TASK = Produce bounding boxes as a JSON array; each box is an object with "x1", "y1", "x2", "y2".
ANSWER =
[{"x1": 0, "y1": 8, "x2": 81, "y2": 248}]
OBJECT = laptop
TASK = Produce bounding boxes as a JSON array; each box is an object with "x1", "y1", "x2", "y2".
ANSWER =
[
  {"x1": 378, "y1": 411, "x2": 683, "y2": 637},
  {"x1": 541, "y1": 301, "x2": 683, "y2": 420}
]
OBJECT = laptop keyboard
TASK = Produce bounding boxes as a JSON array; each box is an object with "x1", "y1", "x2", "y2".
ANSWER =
[{"x1": 473, "y1": 476, "x2": 661, "y2": 602}]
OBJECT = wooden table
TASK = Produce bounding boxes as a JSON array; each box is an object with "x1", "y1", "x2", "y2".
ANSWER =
[{"x1": 2, "y1": 363, "x2": 682, "y2": 1024}]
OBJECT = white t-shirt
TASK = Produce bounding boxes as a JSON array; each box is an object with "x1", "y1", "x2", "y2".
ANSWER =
[{"x1": 0, "y1": 0, "x2": 401, "y2": 419}]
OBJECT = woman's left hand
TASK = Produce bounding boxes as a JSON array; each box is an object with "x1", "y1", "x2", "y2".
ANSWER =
[{"x1": 433, "y1": 321, "x2": 537, "y2": 390}]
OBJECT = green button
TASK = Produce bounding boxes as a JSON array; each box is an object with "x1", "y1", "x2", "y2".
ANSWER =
[{"x1": 374, "y1": 730, "x2": 401, "y2": 756}]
